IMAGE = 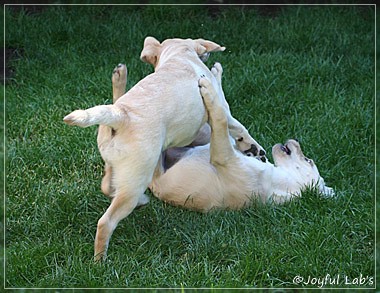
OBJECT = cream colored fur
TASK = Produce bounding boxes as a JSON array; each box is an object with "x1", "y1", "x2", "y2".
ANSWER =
[
  {"x1": 150, "y1": 66, "x2": 335, "y2": 212},
  {"x1": 63, "y1": 37, "x2": 264, "y2": 261},
  {"x1": 97, "y1": 64, "x2": 128, "y2": 196}
]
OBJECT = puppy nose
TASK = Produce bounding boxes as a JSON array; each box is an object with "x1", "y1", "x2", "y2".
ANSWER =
[{"x1": 259, "y1": 149, "x2": 266, "y2": 156}]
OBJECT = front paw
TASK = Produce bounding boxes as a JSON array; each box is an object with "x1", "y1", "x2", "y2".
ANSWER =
[
  {"x1": 236, "y1": 136, "x2": 267, "y2": 162},
  {"x1": 198, "y1": 77, "x2": 215, "y2": 107},
  {"x1": 246, "y1": 147, "x2": 267, "y2": 162},
  {"x1": 211, "y1": 62, "x2": 223, "y2": 82}
]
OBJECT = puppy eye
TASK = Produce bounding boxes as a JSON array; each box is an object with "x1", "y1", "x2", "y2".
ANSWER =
[{"x1": 237, "y1": 137, "x2": 243, "y2": 142}]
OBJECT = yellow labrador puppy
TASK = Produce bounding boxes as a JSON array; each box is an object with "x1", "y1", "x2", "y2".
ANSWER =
[
  {"x1": 63, "y1": 37, "x2": 264, "y2": 261},
  {"x1": 150, "y1": 65, "x2": 335, "y2": 212}
]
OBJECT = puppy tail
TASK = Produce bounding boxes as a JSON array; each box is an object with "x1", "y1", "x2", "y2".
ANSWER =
[{"x1": 63, "y1": 105, "x2": 126, "y2": 129}]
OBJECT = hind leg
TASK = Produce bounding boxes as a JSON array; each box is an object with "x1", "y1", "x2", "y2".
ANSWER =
[
  {"x1": 100, "y1": 164, "x2": 113, "y2": 197},
  {"x1": 95, "y1": 187, "x2": 150, "y2": 261},
  {"x1": 98, "y1": 64, "x2": 128, "y2": 197},
  {"x1": 112, "y1": 64, "x2": 127, "y2": 103},
  {"x1": 95, "y1": 186, "x2": 141, "y2": 261},
  {"x1": 94, "y1": 147, "x2": 159, "y2": 261}
]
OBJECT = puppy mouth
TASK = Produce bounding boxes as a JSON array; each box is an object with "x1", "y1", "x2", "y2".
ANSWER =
[{"x1": 280, "y1": 144, "x2": 292, "y2": 155}]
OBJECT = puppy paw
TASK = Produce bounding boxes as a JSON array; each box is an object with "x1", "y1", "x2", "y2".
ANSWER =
[
  {"x1": 198, "y1": 77, "x2": 215, "y2": 107},
  {"x1": 63, "y1": 110, "x2": 89, "y2": 127},
  {"x1": 247, "y1": 149, "x2": 267, "y2": 162},
  {"x1": 236, "y1": 135, "x2": 267, "y2": 162},
  {"x1": 211, "y1": 62, "x2": 223, "y2": 82},
  {"x1": 112, "y1": 63, "x2": 127, "y2": 86}
]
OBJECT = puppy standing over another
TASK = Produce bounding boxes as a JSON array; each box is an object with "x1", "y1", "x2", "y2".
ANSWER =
[
  {"x1": 63, "y1": 37, "x2": 265, "y2": 261},
  {"x1": 101, "y1": 63, "x2": 268, "y2": 198},
  {"x1": 150, "y1": 64, "x2": 335, "y2": 212}
]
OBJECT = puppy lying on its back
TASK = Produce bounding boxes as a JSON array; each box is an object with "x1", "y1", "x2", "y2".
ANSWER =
[
  {"x1": 150, "y1": 63, "x2": 335, "y2": 212},
  {"x1": 63, "y1": 37, "x2": 265, "y2": 261}
]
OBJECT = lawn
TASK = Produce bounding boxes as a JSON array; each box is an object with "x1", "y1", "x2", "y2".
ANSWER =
[{"x1": 4, "y1": 3, "x2": 375, "y2": 290}]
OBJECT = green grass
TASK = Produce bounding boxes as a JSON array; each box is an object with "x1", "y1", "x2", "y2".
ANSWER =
[{"x1": 4, "y1": 4, "x2": 375, "y2": 290}]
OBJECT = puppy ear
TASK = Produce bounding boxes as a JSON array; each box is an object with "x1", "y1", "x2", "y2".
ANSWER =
[
  {"x1": 140, "y1": 36, "x2": 161, "y2": 67},
  {"x1": 195, "y1": 39, "x2": 226, "y2": 55}
]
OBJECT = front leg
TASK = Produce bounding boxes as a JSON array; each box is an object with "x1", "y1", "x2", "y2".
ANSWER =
[
  {"x1": 199, "y1": 77, "x2": 236, "y2": 166},
  {"x1": 210, "y1": 62, "x2": 266, "y2": 159}
]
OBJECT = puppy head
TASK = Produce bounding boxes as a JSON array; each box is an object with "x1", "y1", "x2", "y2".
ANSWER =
[
  {"x1": 272, "y1": 139, "x2": 334, "y2": 196},
  {"x1": 140, "y1": 37, "x2": 225, "y2": 67}
]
